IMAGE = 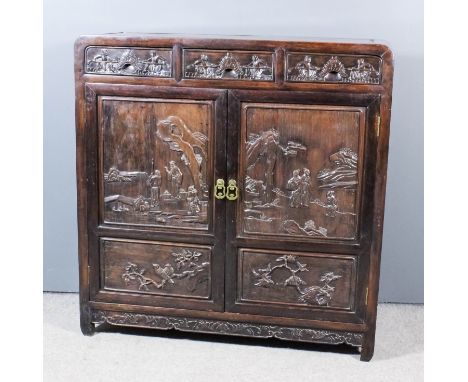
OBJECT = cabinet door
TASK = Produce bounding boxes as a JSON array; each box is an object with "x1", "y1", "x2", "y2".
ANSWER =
[
  {"x1": 83, "y1": 84, "x2": 226, "y2": 311},
  {"x1": 226, "y1": 90, "x2": 380, "y2": 322}
]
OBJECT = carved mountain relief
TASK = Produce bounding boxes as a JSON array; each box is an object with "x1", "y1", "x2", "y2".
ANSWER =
[
  {"x1": 101, "y1": 99, "x2": 212, "y2": 230},
  {"x1": 241, "y1": 104, "x2": 363, "y2": 240}
]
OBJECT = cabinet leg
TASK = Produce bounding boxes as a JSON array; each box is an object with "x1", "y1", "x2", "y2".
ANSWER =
[
  {"x1": 80, "y1": 305, "x2": 95, "y2": 336},
  {"x1": 360, "y1": 330, "x2": 375, "y2": 362}
]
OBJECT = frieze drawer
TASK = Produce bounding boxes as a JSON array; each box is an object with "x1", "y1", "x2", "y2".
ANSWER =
[
  {"x1": 183, "y1": 49, "x2": 274, "y2": 81},
  {"x1": 85, "y1": 46, "x2": 172, "y2": 77},
  {"x1": 286, "y1": 53, "x2": 382, "y2": 84}
]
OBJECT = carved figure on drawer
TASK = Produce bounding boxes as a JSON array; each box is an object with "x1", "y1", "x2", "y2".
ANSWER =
[
  {"x1": 245, "y1": 55, "x2": 271, "y2": 80},
  {"x1": 348, "y1": 59, "x2": 380, "y2": 83},
  {"x1": 288, "y1": 55, "x2": 321, "y2": 81},
  {"x1": 144, "y1": 50, "x2": 170, "y2": 75},
  {"x1": 317, "y1": 147, "x2": 358, "y2": 189},
  {"x1": 252, "y1": 254, "x2": 341, "y2": 306},
  {"x1": 192, "y1": 54, "x2": 217, "y2": 78}
]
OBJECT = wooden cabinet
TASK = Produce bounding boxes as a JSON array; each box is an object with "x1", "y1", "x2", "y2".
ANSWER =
[{"x1": 75, "y1": 34, "x2": 393, "y2": 361}]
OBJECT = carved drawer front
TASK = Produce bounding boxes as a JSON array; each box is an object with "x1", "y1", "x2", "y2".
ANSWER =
[
  {"x1": 239, "y1": 103, "x2": 365, "y2": 242},
  {"x1": 100, "y1": 97, "x2": 215, "y2": 231},
  {"x1": 183, "y1": 49, "x2": 274, "y2": 81},
  {"x1": 85, "y1": 46, "x2": 172, "y2": 77},
  {"x1": 286, "y1": 53, "x2": 382, "y2": 84},
  {"x1": 101, "y1": 238, "x2": 212, "y2": 300},
  {"x1": 238, "y1": 249, "x2": 357, "y2": 311}
]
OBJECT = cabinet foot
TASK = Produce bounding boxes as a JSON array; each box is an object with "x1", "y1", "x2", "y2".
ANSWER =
[
  {"x1": 359, "y1": 332, "x2": 375, "y2": 361},
  {"x1": 80, "y1": 305, "x2": 95, "y2": 336}
]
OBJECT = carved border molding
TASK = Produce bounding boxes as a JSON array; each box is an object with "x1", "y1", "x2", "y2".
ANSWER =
[
  {"x1": 286, "y1": 53, "x2": 382, "y2": 84},
  {"x1": 91, "y1": 310, "x2": 363, "y2": 347}
]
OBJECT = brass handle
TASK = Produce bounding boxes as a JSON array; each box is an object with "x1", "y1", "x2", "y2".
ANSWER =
[
  {"x1": 226, "y1": 179, "x2": 239, "y2": 201},
  {"x1": 214, "y1": 179, "x2": 226, "y2": 200}
]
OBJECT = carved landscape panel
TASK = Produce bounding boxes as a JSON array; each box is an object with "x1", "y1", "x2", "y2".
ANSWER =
[
  {"x1": 238, "y1": 249, "x2": 356, "y2": 310},
  {"x1": 239, "y1": 103, "x2": 365, "y2": 241},
  {"x1": 100, "y1": 98, "x2": 213, "y2": 230},
  {"x1": 183, "y1": 49, "x2": 274, "y2": 81},
  {"x1": 102, "y1": 239, "x2": 212, "y2": 299},
  {"x1": 85, "y1": 46, "x2": 172, "y2": 77},
  {"x1": 286, "y1": 53, "x2": 382, "y2": 84}
]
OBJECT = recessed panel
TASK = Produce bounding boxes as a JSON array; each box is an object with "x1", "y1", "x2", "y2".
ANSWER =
[
  {"x1": 102, "y1": 238, "x2": 212, "y2": 299},
  {"x1": 239, "y1": 103, "x2": 365, "y2": 241},
  {"x1": 238, "y1": 249, "x2": 356, "y2": 310},
  {"x1": 100, "y1": 97, "x2": 214, "y2": 230}
]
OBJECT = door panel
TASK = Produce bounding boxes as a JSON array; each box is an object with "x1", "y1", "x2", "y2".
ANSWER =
[
  {"x1": 100, "y1": 97, "x2": 213, "y2": 231},
  {"x1": 226, "y1": 89, "x2": 380, "y2": 322},
  {"x1": 239, "y1": 103, "x2": 366, "y2": 241},
  {"x1": 84, "y1": 84, "x2": 227, "y2": 311}
]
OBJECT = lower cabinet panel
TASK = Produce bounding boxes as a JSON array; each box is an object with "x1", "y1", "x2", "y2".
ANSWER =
[
  {"x1": 234, "y1": 248, "x2": 359, "y2": 320},
  {"x1": 99, "y1": 238, "x2": 216, "y2": 304}
]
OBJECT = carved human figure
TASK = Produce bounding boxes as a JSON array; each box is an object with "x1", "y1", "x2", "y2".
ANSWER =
[
  {"x1": 165, "y1": 161, "x2": 183, "y2": 197},
  {"x1": 294, "y1": 55, "x2": 320, "y2": 80},
  {"x1": 325, "y1": 190, "x2": 338, "y2": 217},
  {"x1": 286, "y1": 169, "x2": 302, "y2": 208},
  {"x1": 91, "y1": 49, "x2": 114, "y2": 72},
  {"x1": 246, "y1": 55, "x2": 268, "y2": 79},
  {"x1": 193, "y1": 54, "x2": 216, "y2": 77},
  {"x1": 146, "y1": 50, "x2": 167, "y2": 74},
  {"x1": 299, "y1": 168, "x2": 312, "y2": 206},
  {"x1": 147, "y1": 169, "x2": 162, "y2": 206},
  {"x1": 187, "y1": 185, "x2": 201, "y2": 215},
  {"x1": 349, "y1": 58, "x2": 378, "y2": 82}
]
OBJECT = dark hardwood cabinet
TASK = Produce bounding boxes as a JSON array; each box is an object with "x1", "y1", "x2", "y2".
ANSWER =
[{"x1": 75, "y1": 34, "x2": 393, "y2": 361}]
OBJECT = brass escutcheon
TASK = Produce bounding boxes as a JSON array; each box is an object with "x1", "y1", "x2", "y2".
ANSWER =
[
  {"x1": 226, "y1": 179, "x2": 239, "y2": 201},
  {"x1": 214, "y1": 179, "x2": 226, "y2": 200}
]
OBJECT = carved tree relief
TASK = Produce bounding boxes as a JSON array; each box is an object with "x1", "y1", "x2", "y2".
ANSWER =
[
  {"x1": 122, "y1": 249, "x2": 210, "y2": 292},
  {"x1": 240, "y1": 250, "x2": 356, "y2": 309},
  {"x1": 252, "y1": 255, "x2": 342, "y2": 306},
  {"x1": 241, "y1": 104, "x2": 363, "y2": 240},
  {"x1": 103, "y1": 240, "x2": 212, "y2": 299}
]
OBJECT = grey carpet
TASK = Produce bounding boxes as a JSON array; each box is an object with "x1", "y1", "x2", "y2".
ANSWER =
[{"x1": 44, "y1": 293, "x2": 423, "y2": 381}]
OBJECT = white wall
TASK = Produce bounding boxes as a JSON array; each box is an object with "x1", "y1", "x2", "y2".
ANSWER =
[{"x1": 44, "y1": 0, "x2": 423, "y2": 302}]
